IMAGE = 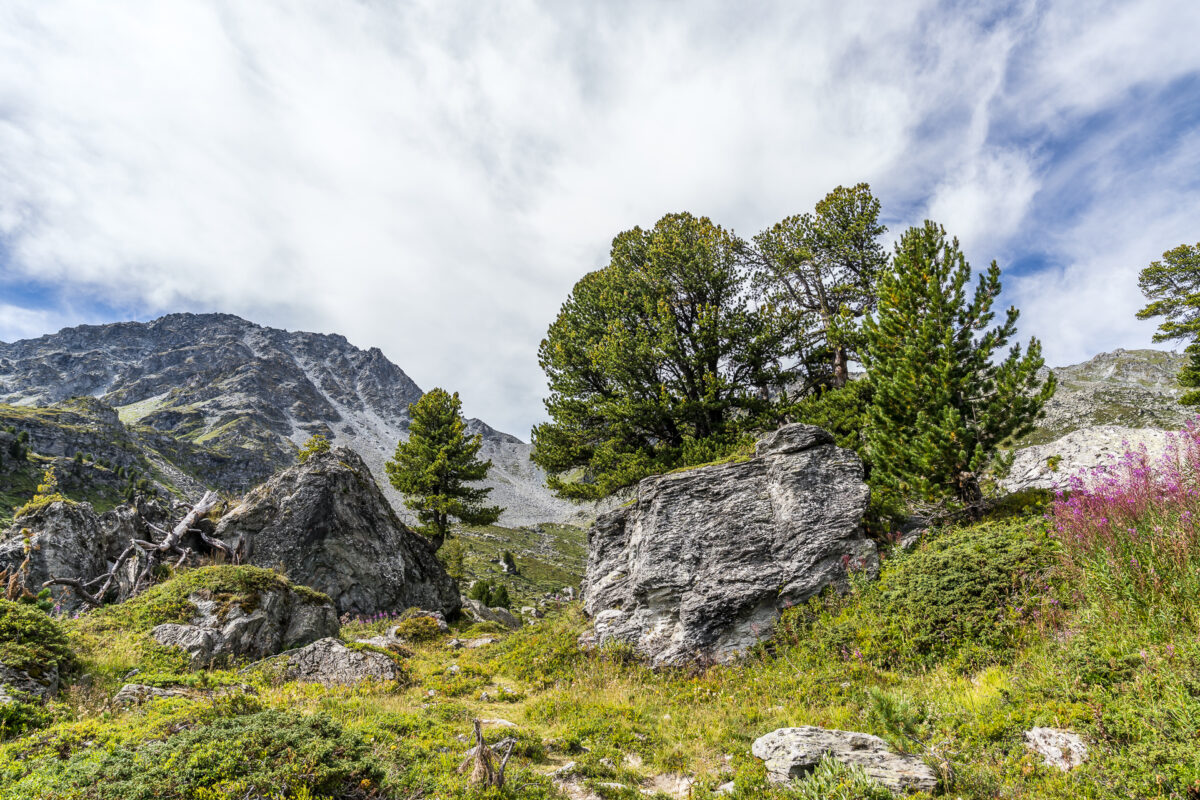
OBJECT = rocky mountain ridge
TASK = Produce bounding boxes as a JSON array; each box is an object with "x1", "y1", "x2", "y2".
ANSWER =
[{"x1": 0, "y1": 313, "x2": 578, "y2": 526}]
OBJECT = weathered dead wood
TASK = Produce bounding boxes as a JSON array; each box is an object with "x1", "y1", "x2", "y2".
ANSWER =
[
  {"x1": 458, "y1": 719, "x2": 516, "y2": 787},
  {"x1": 131, "y1": 491, "x2": 220, "y2": 594},
  {"x1": 43, "y1": 491, "x2": 224, "y2": 606}
]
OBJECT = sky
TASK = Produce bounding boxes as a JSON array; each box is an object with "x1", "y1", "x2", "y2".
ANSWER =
[{"x1": 1, "y1": 1, "x2": 1199, "y2": 437}]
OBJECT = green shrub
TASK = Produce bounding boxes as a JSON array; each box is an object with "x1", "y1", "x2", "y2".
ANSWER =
[
  {"x1": 0, "y1": 706, "x2": 383, "y2": 799},
  {"x1": 13, "y1": 467, "x2": 71, "y2": 518},
  {"x1": 0, "y1": 599, "x2": 76, "y2": 683},
  {"x1": 297, "y1": 433, "x2": 331, "y2": 463},
  {"x1": 873, "y1": 520, "x2": 1056, "y2": 663},
  {"x1": 392, "y1": 615, "x2": 442, "y2": 642},
  {"x1": 781, "y1": 519, "x2": 1056, "y2": 670},
  {"x1": 468, "y1": 578, "x2": 511, "y2": 609}
]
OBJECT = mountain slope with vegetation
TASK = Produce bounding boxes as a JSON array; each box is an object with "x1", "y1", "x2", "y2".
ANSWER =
[
  {"x1": 3, "y1": 475, "x2": 1197, "y2": 798},
  {"x1": 0, "y1": 313, "x2": 582, "y2": 526}
]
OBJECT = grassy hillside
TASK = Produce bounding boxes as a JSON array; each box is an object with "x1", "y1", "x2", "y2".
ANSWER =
[
  {"x1": 2, "y1": 482, "x2": 1198, "y2": 798},
  {"x1": 452, "y1": 523, "x2": 587, "y2": 607},
  {"x1": 4, "y1": 422, "x2": 1200, "y2": 798}
]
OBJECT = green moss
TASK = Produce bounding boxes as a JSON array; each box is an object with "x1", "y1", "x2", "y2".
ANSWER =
[{"x1": 78, "y1": 566, "x2": 331, "y2": 636}]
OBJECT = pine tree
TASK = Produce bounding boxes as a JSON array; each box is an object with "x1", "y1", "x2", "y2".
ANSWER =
[
  {"x1": 863, "y1": 222, "x2": 1055, "y2": 515},
  {"x1": 386, "y1": 388, "x2": 502, "y2": 552},
  {"x1": 1136, "y1": 242, "x2": 1200, "y2": 405},
  {"x1": 297, "y1": 433, "x2": 331, "y2": 463},
  {"x1": 532, "y1": 212, "x2": 787, "y2": 498},
  {"x1": 752, "y1": 183, "x2": 888, "y2": 390}
]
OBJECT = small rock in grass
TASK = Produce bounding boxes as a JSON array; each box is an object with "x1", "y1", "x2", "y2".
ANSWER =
[
  {"x1": 465, "y1": 636, "x2": 499, "y2": 649},
  {"x1": 112, "y1": 683, "x2": 189, "y2": 707},
  {"x1": 752, "y1": 726, "x2": 937, "y2": 794},
  {"x1": 1024, "y1": 727, "x2": 1087, "y2": 771},
  {"x1": 480, "y1": 718, "x2": 517, "y2": 728}
]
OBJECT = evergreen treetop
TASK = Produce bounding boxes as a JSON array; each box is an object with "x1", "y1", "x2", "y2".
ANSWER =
[
  {"x1": 863, "y1": 221, "x2": 1055, "y2": 515},
  {"x1": 385, "y1": 388, "x2": 501, "y2": 552},
  {"x1": 1136, "y1": 242, "x2": 1200, "y2": 405}
]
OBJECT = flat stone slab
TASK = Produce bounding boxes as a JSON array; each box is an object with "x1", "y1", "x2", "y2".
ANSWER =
[{"x1": 752, "y1": 726, "x2": 937, "y2": 794}]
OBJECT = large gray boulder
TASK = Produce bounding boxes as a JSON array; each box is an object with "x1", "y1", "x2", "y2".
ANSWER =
[
  {"x1": 582, "y1": 424, "x2": 875, "y2": 667},
  {"x1": 0, "y1": 500, "x2": 181, "y2": 611},
  {"x1": 1001, "y1": 425, "x2": 1171, "y2": 493},
  {"x1": 213, "y1": 446, "x2": 459, "y2": 617},
  {"x1": 270, "y1": 637, "x2": 407, "y2": 686},
  {"x1": 752, "y1": 727, "x2": 937, "y2": 794},
  {"x1": 462, "y1": 597, "x2": 521, "y2": 630},
  {"x1": 151, "y1": 587, "x2": 339, "y2": 669}
]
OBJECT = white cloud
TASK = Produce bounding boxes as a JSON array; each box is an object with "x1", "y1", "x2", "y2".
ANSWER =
[{"x1": 0, "y1": 1, "x2": 1197, "y2": 433}]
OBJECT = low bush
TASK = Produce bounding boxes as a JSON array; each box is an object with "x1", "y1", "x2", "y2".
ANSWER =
[
  {"x1": 0, "y1": 704, "x2": 383, "y2": 799},
  {"x1": 778, "y1": 519, "x2": 1057, "y2": 670},
  {"x1": 0, "y1": 600, "x2": 76, "y2": 684},
  {"x1": 392, "y1": 615, "x2": 442, "y2": 642}
]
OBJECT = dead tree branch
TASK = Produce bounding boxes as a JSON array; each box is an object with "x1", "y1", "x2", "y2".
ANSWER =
[
  {"x1": 43, "y1": 491, "x2": 224, "y2": 606},
  {"x1": 458, "y1": 719, "x2": 517, "y2": 788}
]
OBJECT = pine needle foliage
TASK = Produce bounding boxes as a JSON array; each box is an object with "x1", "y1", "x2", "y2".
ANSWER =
[
  {"x1": 296, "y1": 433, "x2": 330, "y2": 463},
  {"x1": 1136, "y1": 241, "x2": 1200, "y2": 405},
  {"x1": 751, "y1": 183, "x2": 889, "y2": 390},
  {"x1": 863, "y1": 222, "x2": 1055, "y2": 515},
  {"x1": 386, "y1": 388, "x2": 501, "y2": 552},
  {"x1": 532, "y1": 212, "x2": 788, "y2": 499}
]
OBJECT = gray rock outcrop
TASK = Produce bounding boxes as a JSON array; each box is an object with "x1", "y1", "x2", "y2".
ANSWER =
[
  {"x1": 1001, "y1": 425, "x2": 1171, "y2": 493},
  {"x1": 0, "y1": 500, "x2": 154, "y2": 610},
  {"x1": 213, "y1": 446, "x2": 459, "y2": 617},
  {"x1": 752, "y1": 726, "x2": 938, "y2": 794},
  {"x1": 151, "y1": 588, "x2": 339, "y2": 669},
  {"x1": 582, "y1": 424, "x2": 875, "y2": 667},
  {"x1": 112, "y1": 683, "x2": 190, "y2": 707},
  {"x1": 271, "y1": 637, "x2": 407, "y2": 685},
  {"x1": 1024, "y1": 727, "x2": 1087, "y2": 771},
  {"x1": 0, "y1": 662, "x2": 59, "y2": 704},
  {"x1": 462, "y1": 597, "x2": 521, "y2": 630}
]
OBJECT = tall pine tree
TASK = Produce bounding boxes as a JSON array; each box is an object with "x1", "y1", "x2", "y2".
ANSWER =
[
  {"x1": 1136, "y1": 242, "x2": 1200, "y2": 405},
  {"x1": 386, "y1": 388, "x2": 502, "y2": 552},
  {"x1": 863, "y1": 222, "x2": 1055, "y2": 515},
  {"x1": 752, "y1": 183, "x2": 889, "y2": 391},
  {"x1": 532, "y1": 212, "x2": 788, "y2": 499}
]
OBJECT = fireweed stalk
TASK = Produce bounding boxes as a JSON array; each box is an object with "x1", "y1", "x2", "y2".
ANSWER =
[{"x1": 1049, "y1": 419, "x2": 1200, "y2": 627}]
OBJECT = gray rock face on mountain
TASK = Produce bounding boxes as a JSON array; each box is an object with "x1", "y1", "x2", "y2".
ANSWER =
[
  {"x1": 213, "y1": 446, "x2": 459, "y2": 617},
  {"x1": 1002, "y1": 425, "x2": 1172, "y2": 493},
  {"x1": 752, "y1": 727, "x2": 938, "y2": 794},
  {"x1": 151, "y1": 588, "x2": 338, "y2": 669},
  {"x1": 582, "y1": 424, "x2": 875, "y2": 667},
  {"x1": 1025, "y1": 348, "x2": 1190, "y2": 446},
  {"x1": 0, "y1": 312, "x2": 581, "y2": 525}
]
